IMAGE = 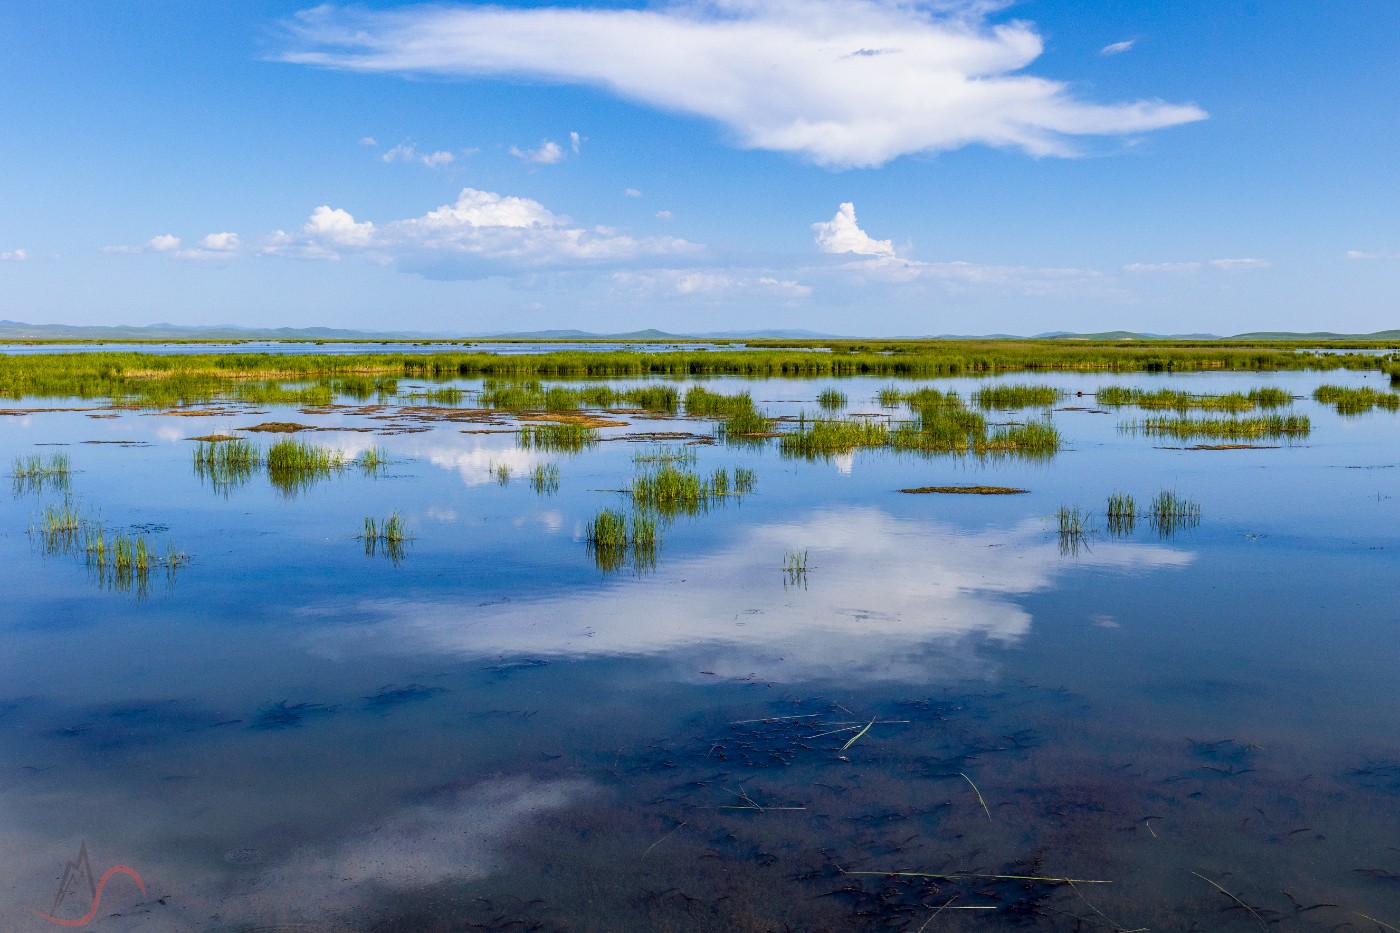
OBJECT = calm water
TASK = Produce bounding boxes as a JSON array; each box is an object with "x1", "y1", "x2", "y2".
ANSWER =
[{"x1": 1, "y1": 370, "x2": 1398, "y2": 931}]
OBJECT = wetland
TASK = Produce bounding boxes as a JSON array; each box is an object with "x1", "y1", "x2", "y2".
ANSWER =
[{"x1": 1, "y1": 342, "x2": 1399, "y2": 930}]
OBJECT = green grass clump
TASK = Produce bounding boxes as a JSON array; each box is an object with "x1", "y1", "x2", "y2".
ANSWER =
[
  {"x1": 530, "y1": 462, "x2": 560, "y2": 495},
  {"x1": 356, "y1": 447, "x2": 389, "y2": 474},
  {"x1": 402, "y1": 386, "x2": 466, "y2": 405},
  {"x1": 266, "y1": 439, "x2": 346, "y2": 496},
  {"x1": 1124, "y1": 414, "x2": 1311, "y2": 441},
  {"x1": 586, "y1": 509, "x2": 658, "y2": 574},
  {"x1": 733, "y1": 467, "x2": 757, "y2": 495},
  {"x1": 779, "y1": 417, "x2": 888, "y2": 459},
  {"x1": 1096, "y1": 386, "x2": 1294, "y2": 412},
  {"x1": 363, "y1": 512, "x2": 410, "y2": 561},
  {"x1": 783, "y1": 549, "x2": 808, "y2": 588},
  {"x1": 817, "y1": 388, "x2": 848, "y2": 410},
  {"x1": 518, "y1": 422, "x2": 600, "y2": 453},
  {"x1": 1056, "y1": 506, "x2": 1093, "y2": 555},
  {"x1": 631, "y1": 465, "x2": 736, "y2": 517},
  {"x1": 477, "y1": 379, "x2": 679, "y2": 412},
  {"x1": 1106, "y1": 492, "x2": 1136, "y2": 536},
  {"x1": 492, "y1": 462, "x2": 512, "y2": 486},
  {"x1": 193, "y1": 438, "x2": 261, "y2": 493},
  {"x1": 12, "y1": 452, "x2": 71, "y2": 496},
  {"x1": 972, "y1": 383, "x2": 1065, "y2": 410},
  {"x1": 1149, "y1": 490, "x2": 1201, "y2": 536},
  {"x1": 685, "y1": 387, "x2": 775, "y2": 440},
  {"x1": 1313, "y1": 384, "x2": 1400, "y2": 415},
  {"x1": 633, "y1": 446, "x2": 697, "y2": 466},
  {"x1": 877, "y1": 385, "x2": 903, "y2": 407}
]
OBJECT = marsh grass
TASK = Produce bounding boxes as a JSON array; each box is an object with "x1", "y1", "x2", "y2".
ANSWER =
[
  {"x1": 586, "y1": 509, "x2": 657, "y2": 574},
  {"x1": 818, "y1": 388, "x2": 848, "y2": 410},
  {"x1": 1056, "y1": 506, "x2": 1093, "y2": 555},
  {"x1": 1150, "y1": 490, "x2": 1201, "y2": 536},
  {"x1": 686, "y1": 387, "x2": 775, "y2": 441},
  {"x1": 193, "y1": 438, "x2": 261, "y2": 494},
  {"x1": 1097, "y1": 386, "x2": 1293, "y2": 412},
  {"x1": 780, "y1": 417, "x2": 888, "y2": 459},
  {"x1": 1106, "y1": 492, "x2": 1136, "y2": 536},
  {"x1": 266, "y1": 439, "x2": 346, "y2": 497},
  {"x1": 633, "y1": 446, "x2": 697, "y2": 466},
  {"x1": 518, "y1": 422, "x2": 599, "y2": 453},
  {"x1": 530, "y1": 462, "x2": 560, "y2": 496},
  {"x1": 783, "y1": 549, "x2": 809, "y2": 589},
  {"x1": 877, "y1": 385, "x2": 903, "y2": 408},
  {"x1": 492, "y1": 462, "x2": 512, "y2": 486},
  {"x1": 479, "y1": 379, "x2": 679, "y2": 412},
  {"x1": 362, "y1": 512, "x2": 410, "y2": 562},
  {"x1": 630, "y1": 464, "x2": 751, "y2": 517},
  {"x1": 31, "y1": 500, "x2": 185, "y2": 594},
  {"x1": 402, "y1": 386, "x2": 466, "y2": 405},
  {"x1": 972, "y1": 383, "x2": 1065, "y2": 410},
  {"x1": 1123, "y1": 414, "x2": 1311, "y2": 441},
  {"x1": 12, "y1": 452, "x2": 71, "y2": 496},
  {"x1": 356, "y1": 447, "x2": 389, "y2": 474},
  {"x1": 1313, "y1": 384, "x2": 1400, "y2": 415}
]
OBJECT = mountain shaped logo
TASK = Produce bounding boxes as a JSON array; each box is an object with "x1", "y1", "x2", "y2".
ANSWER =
[{"x1": 34, "y1": 841, "x2": 145, "y2": 927}]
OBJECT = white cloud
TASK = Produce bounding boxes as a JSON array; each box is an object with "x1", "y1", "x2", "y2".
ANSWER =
[
  {"x1": 148, "y1": 234, "x2": 181, "y2": 252},
  {"x1": 201, "y1": 232, "x2": 240, "y2": 251},
  {"x1": 360, "y1": 135, "x2": 378, "y2": 146},
  {"x1": 1101, "y1": 39, "x2": 1136, "y2": 56},
  {"x1": 509, "y1": 140, "x2": 565, "y2": 164},
  {"x1": 1208, "y1": 257, "x2": 1271, "y2": 271},
  {"x1": 282, "y1": 0, "x2": 1206, "y2": 168},
  {"x1": 1124, "y1": 261, "x2": 1202, "y2": 273},
  {"x1": 382, "y1": 141, "x2": 456, "y2": 168},
  {"x1": 1347, "y1": 250, "x2": 1400, "y2": 261},
  {"x1": 813, "y1": 202, "x2": 895, "y2": 257},
  {"x1": 0, "y1": 248, "x2": 27, "y2": 262},
  {"x1": 624, "y1": 188, "x2": 643, "y2": 198},
  {"x1": 655, "y1": 210, "x2": 674, "y2": 220},
  {"x1": 613, "y1": 269, "x2": 811, "y2": 300},
  {"x1": 570, "y1": 131, "x2": 582, "y2": 154}
]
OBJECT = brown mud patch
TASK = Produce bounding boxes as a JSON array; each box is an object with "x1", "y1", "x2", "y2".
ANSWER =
[
  {"x1": 187, "y1": 434, "x2": 242, "y2": 442},
  {"x1": 899, "y1": 485, "x2": 1030, "y2": 495}
]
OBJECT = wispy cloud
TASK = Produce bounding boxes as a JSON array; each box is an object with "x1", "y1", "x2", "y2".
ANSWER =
[
  {"x1": 0, "y1": 248, "x2": 27, "y2": 262},
  {"x1": 280, "y1": 0, "x2": 1206, "y2": 169},
  {"x1": 509, "y1": 140, "x2": 565, "y2": 164},
  {"x1": 1347, "y1": 249, "x2": 1400, "y2": 261},
  {"x1": 382, "y1": 141, "x2": 456, "y2": 168},
  {"x1": 612, "y1": 269, "x2": 812, "y2": 300},
  {"x1": 1100, "y1": 39, "x2": 1136, "y2": 56},
  {"x1": 1125, "y1": 258, "x2": 1272, "y2": 273}
]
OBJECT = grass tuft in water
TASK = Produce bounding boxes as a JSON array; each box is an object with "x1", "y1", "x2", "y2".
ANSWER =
[
  {"x1": 1149, "y1": 490, "x2": 1201, "y2": 536},
  {"x1": 12, "y1": 452, "x2": 71, "y2": 496},
  {"x1": 780, "y1": 417, "x2": 888, "y2": 459},
  {"x1": 972, "y1": 383, "x2": 1065, "y2": 410},
  {"x1": 265, "y1": 439, "x2": 346, "y2": 497},
  {"x1": 633, "y1": 445, "x2": 698, "y2": 466},
  {"x1": 1097, "y1": 386, "x2": 1294, "y2": 412},
  {"x1": 530, "y1": 462, "x2": 560, "y2": 496},
  {"x1": 1122, "y1": 414, "x2": 1310, "y2": 441},
  {"x1": 1106, "y1": 491, "x2": 1136, "y2": 536},
  {"x1": 362, "y1": 512, "x2": 410, "y2": 562},
  {"x1": 193, "y1": 438, "x2": 261, "y2": 494},
  {"x1": 1056, "y1": 506, "x2": 1093, "y2": 555},
  {"x1": 356, "y1": 446, "x2": 389, "y2": 474},
  {"x1": 586, "y1": 509, "x2": 657, "y2": 574},
  {"x1": 1313, "y1": 384, "x2": 1400, "y2": 415},
  {"x1": 492, "y1": 462, "x2": 512, "y2": 486},
  {"x1": 817, "y1": 388, "x2": 848, "y2": 410},
  {"x1": 630, "y1": 464, "x2": 750, "y2": 517},
  {"x1": 783, "y1": 549, "x2": 809, "y2": 588},
  {"x1": 518, "y1": 422, "x2": 599, "y2": 453},
  {"x1": 685, "y1": 387, "x2": 774, "y2": 441}
]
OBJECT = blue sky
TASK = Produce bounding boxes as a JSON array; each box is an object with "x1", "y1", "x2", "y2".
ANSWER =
[{"x1": 1, "y1": 0, "x2": 1397, "y2": 336}]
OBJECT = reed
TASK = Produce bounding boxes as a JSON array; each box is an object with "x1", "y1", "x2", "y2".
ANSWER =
[
  {"x1": 779, "y1": 417, "x2": 889, "y2": 459},
  {"x1": 685, "y1": 387, "x2": 775, "y2": 440},
  {"x1": 1313, "y1": 384, "x2": 1400, "y2": 415},
  {"x1": 585, "y1": 508, "x2": 657, "y2": 573},
  {"x1": 12, "y1": 452, "x2": 71, "y2": 495},
  {"x1": 478, "y1": 379, "x2": 679, "y2": 412},
  {"x1": 1056, "y1": 506, "x2": 1092, "y2": 555},
  {"x1": 630, "y1": 464, "x2": 734, "y2": 517},
  {"x1": 633, "y1": 446, "x2": 697, "y2": 465},
  {"x1": 518, "y1": 422, "x2": 599, "y2": 453},
  {"x1": 1149, "y1": 490, "x2": 1201, "y2": 536},
  {"x1": 1123, "y1": 414, "x2": 1311, "y2": 440},
  {"x1": 530, "y1": 462, "x2": 560, "y2": 495},
  {"x1": 193, "y1": 438, "x2": 261, "y2": 494},
  {"x1": 1096, "y1": 386, "x2": 1294, "y2": 412},
  {"x1": 356, "y1": 447, "x2": 389, "y2": 474},
  {"x1": 492, "y1": 462, "x2": 512, "y2": 486},
  {"x1": 1106, "y1": 491, "x2": 1136, "y2": 536},
  {"x1": 733, "y1": 466, "x2": 757, "y2": 495},
  {"x1": 877, "y1": 385, "x2": 903, "y2": 407},
  {"x1": 817, "y1": 388, "x2": 848, "y2": 410},
  {"x1": 972, "y1": 383, "x2": 1064, "y2": 410},
  {"x1": 363, "y1": 512, "x2": 410, "y2": 561}
]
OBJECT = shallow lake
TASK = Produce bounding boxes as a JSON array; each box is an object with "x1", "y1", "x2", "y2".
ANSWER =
[{"x1": 1, "y1": 368, "x2": 1398, "y2": 930}]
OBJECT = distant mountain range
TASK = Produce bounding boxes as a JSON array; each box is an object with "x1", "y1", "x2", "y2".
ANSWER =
[{"x1": 0, "y1": 319, "x2": 1396, "y2": 343}]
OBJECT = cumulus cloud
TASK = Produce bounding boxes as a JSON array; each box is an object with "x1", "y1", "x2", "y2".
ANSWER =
[
  {"x1": 0, "y1": 248, "x2": 27, "y2": 262},
  {"x1": 360, "y1": 135, "x2": 378, "y2": 146},
  {"x1": 281, "y1": 0, "x2": 1206, "y2": 168},
  {"x1": 509, "y1": 140, "x2": 565, "y2": 164},
  {"x1": 148, "y1": 234, "x2": 181, "y2": 252},
  {"x1": 201, "y1": 232, "x2": 240, "y2": 251},
  {"x1": 1101, "y1": 39, "x2": 1135, "y2": 55},
  {"x1": 813, "y1": 202, "x2": 895, "y2": 257},
  {"x1": 624, "y1": 188, "x2": 643, "y2": 198}
]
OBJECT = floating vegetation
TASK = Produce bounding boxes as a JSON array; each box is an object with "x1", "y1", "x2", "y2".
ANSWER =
[
  {"x1": 972, "y1": 383, "x2": 1065, "y2": 410},
  {"x1": 1313, "y1": 384, "x2": 1400, "y2": 415},
  {"x1": 1106, "y1": 491, "x2": 1136, "y2": 536},
  {"x1": 529, "y1": 462, "x2": 560, "y2": 496},
  {"x1": 817, "y1": 388, "x2": 847, "y2": 410},
  {"x1": 899, "y1": 485, "x2": 1028, "y2": 495},
  {"x1": 1123, "y1": 414, "x2": 1311, "y2": 441},
  {"x1": 362, "y1": 512, "x2": 410, "y2": 562},
  {"x1": 265, "y1": 439, "x2": 346, "y2": 497},
  {"x1": 1150, "y1": 489, "x2": 1201, "y2": 536},
  {"x1": 12, "y1": 452, "x2": 71, "y2": 496},
  {"x1": 193, "y1": 438, "x2": 261, "y2": 494},
  {"x1": 1056, "y1": 506, "x2": 1092, "y2": 555},
  {"x1": 586, "y1": 508, "x2": 657, "y2": 574},
  {"x1": 491, "y1": 462, "x2": 511, "y2": 486},
  {"x1": 1096, "y1": 386, "x2": 1293, "y2": 412},
  {"x1": 518, "y1": 422, "x2": 599, "y2": 453}
]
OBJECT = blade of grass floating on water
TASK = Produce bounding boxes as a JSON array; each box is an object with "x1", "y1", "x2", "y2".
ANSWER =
[
  {"x1": 840, "y1": 719, "x2": 876, "y2": 751},
  {"x1": 731, "y1": 714, "x2": 823, "y2": 724},
  {"x1": 1355, "y1": 912, "x2": 1400, "y2": 932},
  {"x1": 843, "y1": 869, "x2": 1110, "y2": 884},
  {"x1": 1190, "y1": 871, "x2": 1269, "y2": 929},
  {"x1": 640, "y1": 821, "x2": 686, "y2": 860},
  {"x1": 959, "y1": 772, "x2": 992, "y2": 821}
]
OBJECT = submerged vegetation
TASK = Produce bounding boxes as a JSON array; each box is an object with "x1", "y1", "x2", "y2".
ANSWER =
[
  {"x1": 12, "y1": 452, "x2": 71, "y2": 496},
  {"x1": 1313, "y1": 384, "x2": 1400, "y2": 414}
]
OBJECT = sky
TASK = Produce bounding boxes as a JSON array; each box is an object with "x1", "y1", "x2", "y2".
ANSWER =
[{"x1": 0, "y1": 0, "x2": 1398, "y2": 337}]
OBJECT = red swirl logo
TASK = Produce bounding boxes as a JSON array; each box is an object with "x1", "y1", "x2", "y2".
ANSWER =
[{"x1": 34, "y1": 842, "x2": 145, "y2": 928}]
